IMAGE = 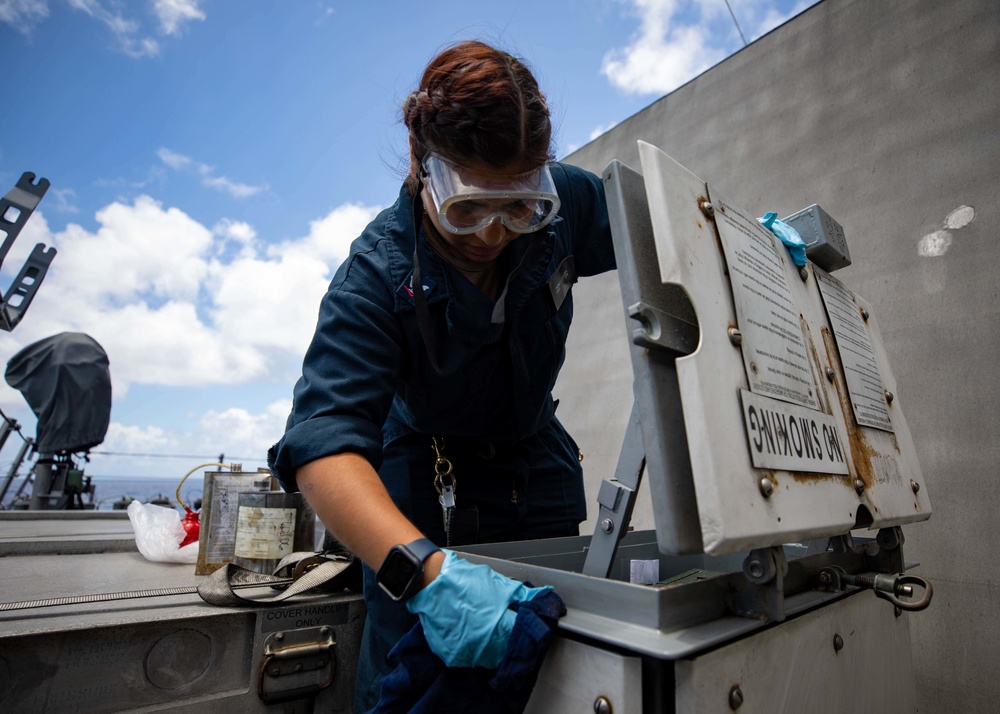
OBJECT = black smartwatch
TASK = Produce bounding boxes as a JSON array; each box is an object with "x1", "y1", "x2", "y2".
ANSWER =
[{"x1": 375, "y1": 538, "x2": 441, "y2": 602}]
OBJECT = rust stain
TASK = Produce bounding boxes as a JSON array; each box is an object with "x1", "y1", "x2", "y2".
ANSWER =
[
  {"x1": 786, "y1": 469, "x2": 837, "y2": 485},
  {"x1": 699, "y1": 194, "x2": 729, "y2": 273},
  {"x1": 801, "y1": 318, "x2": 829, "y2": 415},
  {"x1": 822, "y1": 327, "x2": 875, "y2": 491}
]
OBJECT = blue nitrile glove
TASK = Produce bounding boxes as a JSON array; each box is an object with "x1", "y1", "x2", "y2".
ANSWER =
[
  {"x1": 406, "y1": 550, "x2": 552, "y2": 669},
  {"x1": 758, "y1": 212, "x2": 808, "y2": 267}
]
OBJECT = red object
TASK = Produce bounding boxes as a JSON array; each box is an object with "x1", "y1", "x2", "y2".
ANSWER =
[{"x1": 180, "y1": 508, "x2": 201, "y2": 547}]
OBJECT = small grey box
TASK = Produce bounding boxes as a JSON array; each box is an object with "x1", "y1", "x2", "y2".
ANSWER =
[{"x1": 782, "y1": 204, "x2": 852, "y2": 272}]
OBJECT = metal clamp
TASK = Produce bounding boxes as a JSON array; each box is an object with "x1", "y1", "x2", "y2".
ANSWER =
[{"x1": 818, "y1": 565, "x2": 933, "y2": 612}]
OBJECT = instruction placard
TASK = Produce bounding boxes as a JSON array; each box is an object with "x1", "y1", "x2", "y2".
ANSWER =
[
  {"x1": 715, "y1": 200, "x2": 818, "y2": 410},
  {"x1": 815, "y1": 267, "x2": 894, "y2": 432}
]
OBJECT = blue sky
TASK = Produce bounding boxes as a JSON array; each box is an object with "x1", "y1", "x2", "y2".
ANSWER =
[{"x1": 0, "y1": 0, "x2": 815, "y2": 483}]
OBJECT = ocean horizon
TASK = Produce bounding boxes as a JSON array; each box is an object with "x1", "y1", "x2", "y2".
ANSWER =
[{"x1": 1, "y1": 475, "x2": 205, "y2": 511}]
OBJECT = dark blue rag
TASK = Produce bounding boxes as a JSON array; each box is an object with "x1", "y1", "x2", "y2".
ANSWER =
[{"x1": 368, "y1": 588, "x2": 566, "y2": 714}]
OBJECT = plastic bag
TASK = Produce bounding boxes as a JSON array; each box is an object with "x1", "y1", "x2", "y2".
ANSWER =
[{"x1": 127, "y1": 500, "x2": 199, "y2": 564}]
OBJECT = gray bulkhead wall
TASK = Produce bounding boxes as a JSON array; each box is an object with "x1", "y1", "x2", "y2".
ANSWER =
[{"x1": 553, "y1": 0, "x2": 999, "y2": 710}]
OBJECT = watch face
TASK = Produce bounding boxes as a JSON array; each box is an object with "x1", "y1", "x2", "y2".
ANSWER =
[{"x1": 377, "y1": 547, "x2": 420, "y2": 600}]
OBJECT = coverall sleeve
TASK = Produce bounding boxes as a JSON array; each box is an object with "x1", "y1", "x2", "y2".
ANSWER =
[
  {"x1": 269, "y1": 242, "x2": 404, "y2": 492},
  {"x1": 551, "y1": 162, "x2": 616, "y2": 277}
]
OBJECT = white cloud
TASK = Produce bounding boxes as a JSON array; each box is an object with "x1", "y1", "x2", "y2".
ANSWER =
[
  {"x1": 65, "y1": 0, "x2": 206, "y2": 57},
  {"x1": 57, "y1": 195, "x2": 212, "y2": 305},
  {"x1": 0, "y1": 0, "x2": 49, "y2": 33},
  {"x1": 153, "y1": 0, "x2": 204, "y2": 36},
  {"x1": 602, "y1": 0, "x2": 727, "y2": 96},
  {"x1": 68, "y1": 0, "x2": 161, "y2": 57},
  {"x1": 602, "y1": 0, "x2": 819, "y2": 96},
  {"x1": 158, "y1": 147, "x2": 268, "y2": 199},
  {"x1": 748, "y1": 0, "x2": 818, "y2": 42},
  {"x1": 589, "y1": 122, "x2": 619, "y2": 141},
  {"x1": 51, "y1": 188, "x2": 79, "y2": 213},
  {"x1": 202, "y1": 175, "x2": 265, "y2": 200},
  {"x1": 214, "y1": 219, "x2": 255, "y2": 244},
  {"x1": 210, "y1": 202, "x2": 376, "y2": 354},
  {"x1": 103, "y1": 422, "x2": 172, "y2": 452},
  {"x1": 195, "y1": 399, "x2": 292, "y2": 462},
  {"x1": 78, "y1": 400, "x2": 288, "y2": 480},
  {"x1": 157, "y1": 147, "x2": 193, "y2": 171},
  {"x1": 0, "y1": 196, "x2": 381, "y2": 400}
]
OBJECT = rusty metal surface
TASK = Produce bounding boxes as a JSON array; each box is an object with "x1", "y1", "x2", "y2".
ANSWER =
[
  {"x1": 556, "y1": 0, "x2": 997, "y2": 708},
  {"x1": 627, "y1": 143, "x2": 929, "y2": 554}
]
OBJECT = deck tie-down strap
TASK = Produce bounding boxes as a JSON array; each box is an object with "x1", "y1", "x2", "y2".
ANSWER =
[
  {"x1": 0, "y1": 553, "x2": 358, "y2": 612},
  {"x1": 197, "y1": 552, "x2": 358, "y2": 607}
]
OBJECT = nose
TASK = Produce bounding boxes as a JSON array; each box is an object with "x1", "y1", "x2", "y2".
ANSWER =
[{"x1": 475, "y1": 217, "x2": 508, "y2": 247}]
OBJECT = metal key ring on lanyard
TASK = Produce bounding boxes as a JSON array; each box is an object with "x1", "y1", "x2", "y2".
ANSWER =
[{"x1": 431, "y1": 437, "x2": 456, "y2": 495}]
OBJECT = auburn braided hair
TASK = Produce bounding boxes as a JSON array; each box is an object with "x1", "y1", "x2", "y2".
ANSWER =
[{"x1": 402, "y1": 41, "x2": 553, "y2": 193}]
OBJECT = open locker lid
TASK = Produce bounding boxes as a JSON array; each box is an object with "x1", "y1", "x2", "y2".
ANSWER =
[{"x1": 603, "y1": 142, "x2": 931, "y2": 556}]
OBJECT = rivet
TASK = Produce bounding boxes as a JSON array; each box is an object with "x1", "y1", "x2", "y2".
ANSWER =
[
  {"x1": 320, "y1": 626, "x2": 331, "y2": 636},
  {"x1": 833, "y1": 634, "x2": 844, "y2": 652},
  {"x1": 750, "y1": 362, "x2": 758, "y2": 374},
  {"x1": 728, "y1": 327, "x2": 743, "y2": 346},
  {"x1": 910, "y1": 480, "x2": 920, "y2": 493},
  {"x1": 799, "y1": 267, "x2": 809, "y2": 282},
  {"x1": 594, "y1": 695, "x2": 612, "y2": 714},
  {"x1": 747, "y1": 560, "x2": 765, "y2": 579},
  {"x1": 894, "y1": 606, "x2": 903, "y2": 618},
  {"x1": 601, "y1": 518, "x2": 615, "y2": 534},
  {"x1": 860, "y1": 307, "x2": 870, "y2": 321},
  {"x1": 729, "y1": 685, "x2": 744, "y2": 709},
  {"x1": 759, "y1": 478, "x2": 774, "y2": 498},
  {"x1": 275, "y1": 632, "x2": 284, "y2": 641},
  {"x1": 855, "y1": 479, "x2": 865, "y2": 495},
  {"x1": 270, "y1": 667, "x2": 281, "y2": 677},
  {"x1": 825, "y1": 367, "x2": 836, "y2": 382},
  {"x1": 699, "y1": 200, "x2": 716, "y2": 218},
  {"x1": 885, "y1": 390, "x2": 894, "y2": 404},
  {"x1": 294, "y1": 663, "x2": 304, "y2": 672}
]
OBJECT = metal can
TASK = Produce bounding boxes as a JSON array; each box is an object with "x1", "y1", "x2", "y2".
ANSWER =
[{"x1": 232, "y1": 491, "x2": 316, "y2": 574}]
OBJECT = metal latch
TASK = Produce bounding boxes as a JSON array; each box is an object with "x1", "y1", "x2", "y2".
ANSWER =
[
  {"x1": 818, "y1": 565, "x2": 933, "y2": 612},
  {"x1": 258, "y1": 626, "x2": 336, "y2": 704}
]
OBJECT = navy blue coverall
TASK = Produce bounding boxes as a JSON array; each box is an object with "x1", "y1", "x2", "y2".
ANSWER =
[{"x1": 268, "y1": 162, "x2": 615, "y2": 709}]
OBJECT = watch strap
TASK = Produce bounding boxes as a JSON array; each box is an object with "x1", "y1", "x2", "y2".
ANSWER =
[{"x1": 405, "y1": 538, "x2": 440, "y2": 563}]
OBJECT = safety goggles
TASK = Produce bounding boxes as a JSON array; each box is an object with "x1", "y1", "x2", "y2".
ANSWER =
[{"x1": 421, "y1": 152, "x2": 561, "y2": 235}]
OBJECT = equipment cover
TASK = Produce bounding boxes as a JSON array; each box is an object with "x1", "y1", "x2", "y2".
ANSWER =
[{"x1": 5, "y1": 332, "x2": 111, "y2": 454}]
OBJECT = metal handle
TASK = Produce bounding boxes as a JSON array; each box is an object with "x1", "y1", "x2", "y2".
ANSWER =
[{"x1": 874, "y1": 573, "x2": 933, "y2": 612}]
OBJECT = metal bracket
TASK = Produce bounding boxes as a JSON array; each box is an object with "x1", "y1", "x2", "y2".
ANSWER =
[
  {"x1": 0, "y1": 172, "x2": 56, "y2": 331},
  {"x1": 816, "y1": 526, "x2": 932, "y2": 612},
  {"x1": 864, "y1": 526, "x2": 906, "y2": 574},
  {"x1": 583, "y1": 403, "x2": 646, "y2": 578},
  {"x1": 730, "y1": 546, "x2": 789, "y2": 622},
  {"x1": 627, "y1": 301, "x2": 699, "y2": 354}
]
